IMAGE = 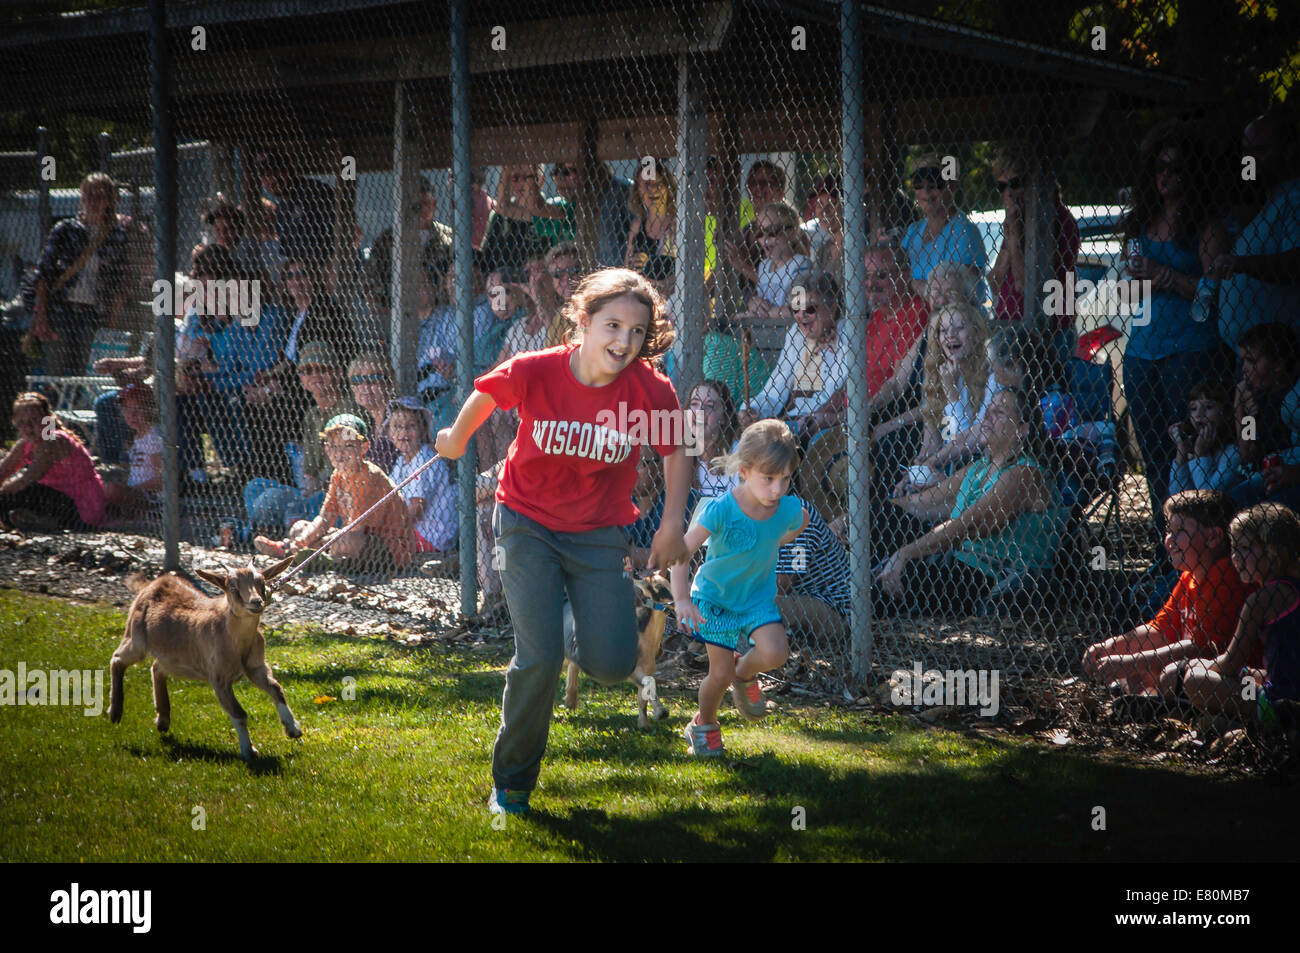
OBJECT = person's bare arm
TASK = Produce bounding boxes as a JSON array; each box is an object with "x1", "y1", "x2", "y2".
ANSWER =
[
  {"x1": 0, "y1": 434, "x2": 69, "y2": 494},
  {"x1": 890, "y1": 463, "x2": 969, "y2": 523},
  {"x1": 139, "y1": 453, "x2": 163, "y2": 493},
  {"x1": 436, "y1": 390, "x2": 498, "y2": 459},
  {"x1": 896, "y1": 465, "x2": 1046, "y2": 562},
  {"x1": 0, "y1": 439, "x2": 29, "y2": 483}
]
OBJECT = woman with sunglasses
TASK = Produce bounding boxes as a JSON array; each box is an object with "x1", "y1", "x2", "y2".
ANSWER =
[
  {"x1": 737, "y1": 271, "x2": 849, "y2": 438},
  {"x1": 481, "y1": 164, "x2": 557, "y2": 271},
  {"x1": 1120, "y1": 119, "x2": 1231, "y2": 546},
  {"x1": 347, "y1": 352, "x2": 398, "y2": 471},
  {"x1": 624, "y1": 161, "x2": 678, "y2": 272},
  {"x1": 898, "y1": 152, "x2": 987, "y2": 300},
  {"x1": 737, "y1": 201, "x2": 814, "y2": 323},
  {"x1": 987, "y1": 145, "x2": 1080, "y2": 327}
]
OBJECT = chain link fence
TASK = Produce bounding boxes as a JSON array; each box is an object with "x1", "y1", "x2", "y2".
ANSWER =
[{"x1": 3, "y1": 0, "x2": 1299, "y2": 750}]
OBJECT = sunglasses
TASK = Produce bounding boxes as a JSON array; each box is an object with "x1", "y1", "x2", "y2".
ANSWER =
[
  {"x1": 792, "y1": 301, "x2": 825, "y2": 315},
  {"x1": 995, "y1": 177, "x2": 1024, "y2": 193},
  {"x1": 759, "y1": 224, "x2": 791, "y2": 237},
  {"x1": 555, "y1": 167, "x2": 577, "y2": 177},
  {"x1": 550, "y1": 267, "x2": 582, "y2": 279},
  {"x1": 866, "y1": 269, "x2": 896, "y2": 280},
  {"x1": 350, "y1": 373, "x2": 387, "y2": 385}
]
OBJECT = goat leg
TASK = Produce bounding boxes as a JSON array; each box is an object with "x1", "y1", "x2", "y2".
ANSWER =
[
  {"x1": 212, "y1": 680, "x2": 256, "y2": 760},
  {"x1": 245, "y1": 662, "x2": 301, "y2": 739},
  {"x1": 563, "y1": 660, "x2": 580, "y2": 710},
  {"x1": 108, "y1": 632, "x2": 147, "y2": 724},
  {"x1": 151, "y1": 661, "x2": 170, "y2": 733}
]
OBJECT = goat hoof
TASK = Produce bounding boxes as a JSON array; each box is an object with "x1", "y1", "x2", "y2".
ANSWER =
[
  {"x1": 240, "y1": 746, "x2": 258, "y2": 761},
  {"x1": 155, "y1": 718, "x2": 170, "y2": 733},
  {"x1": 285, "y1": 722, "x2": 302, "y2": 739},
  {"x1": 109, "y1": 707, "x2": 122, "y2": 724}
]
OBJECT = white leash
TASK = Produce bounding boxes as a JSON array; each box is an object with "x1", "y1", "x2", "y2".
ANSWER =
[{"x1": 274, "y1": 450, "x2": 448, "y2": 586}]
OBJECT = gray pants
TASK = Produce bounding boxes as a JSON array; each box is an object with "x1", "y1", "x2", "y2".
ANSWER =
[{"x1": 491, "y1": 502, "x2": 638, "y2": 791}]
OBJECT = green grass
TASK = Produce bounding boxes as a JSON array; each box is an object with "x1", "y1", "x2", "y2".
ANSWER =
[{"x1": 1, "y1": 589, "x2": 1297, "y2": 862}]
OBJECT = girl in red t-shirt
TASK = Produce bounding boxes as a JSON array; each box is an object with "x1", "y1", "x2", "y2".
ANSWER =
[{"x1": 435, "y1": 268, "x2": 691, "y2": 816}]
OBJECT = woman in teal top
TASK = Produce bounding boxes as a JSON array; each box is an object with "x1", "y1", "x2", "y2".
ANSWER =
[{"x1": 873, "y1": 387, "x2": 1065, "y2": 615}]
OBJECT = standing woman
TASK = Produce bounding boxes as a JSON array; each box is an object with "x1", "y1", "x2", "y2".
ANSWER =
[
  {"x1": 435, "y1": 268, "x2": 691, "y2": 816},
  {"x1": 898, "y1": 153, "x2": 987, "y2": 300},
  {"x1": 28, "y1": 173, "x2": 132, "y2": 375},
  {"x1": 624, "y1": 162, "x2": 678, "y2": 272},
  {"x1": 1120, "y1": 120, "x2": 1230, "y2": 542}
]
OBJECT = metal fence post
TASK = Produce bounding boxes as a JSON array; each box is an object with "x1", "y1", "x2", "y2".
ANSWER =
[
  {"x1": 675, "y1": 52, "x2": 707, "y2": 400},
  {"x1": 149, "y1": 0, "x2": 179, "y2": 572},
  {"x1": 36, "y1": 126, "x2": 50, "y2": 241},
  {"x1": 451, "y1": 0, "x2": 477, "y2": 617},
  {"x1": 841, "y1": 0, "x2": 871, "y2": 687}
]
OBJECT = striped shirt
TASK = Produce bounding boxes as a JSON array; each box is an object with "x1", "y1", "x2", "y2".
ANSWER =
[{"x1": 775, "y1": 497, "x2": 850, "y2": 617}]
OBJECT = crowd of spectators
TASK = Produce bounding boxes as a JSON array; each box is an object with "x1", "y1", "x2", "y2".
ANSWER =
[{"x1": 4, "y1": 107, "x2": 1299, "y2": 724}]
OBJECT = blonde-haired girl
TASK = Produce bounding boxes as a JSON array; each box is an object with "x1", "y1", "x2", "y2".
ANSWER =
[{"x1": 671, "y1": 419, "x2": 809, "y2": 758}]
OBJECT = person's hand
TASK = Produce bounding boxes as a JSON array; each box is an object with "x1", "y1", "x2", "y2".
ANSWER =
[
  {"x1": 1235, "y1": 379, "x2": 1258, "y2": 420},
  {"x1": 890, "y1": 475, "x2": 913, "y2": 499},
  {"x1": 827, "y1": 515, "x2": 847, "y2": 547},
  {"x1": 738, "y1": 407, "x2": 760, "y2": 430},
  {"x1": 647, "y1": 526, "x2": 689, "y2": 570},
  {"x1": 1265, "y1": 461, "x2": 1300, "y2": 496},
  {"x1": 875, "y1": 552, "x2": 907, "y2": 598},
  {"x1": 1208, "y1": 254, "x2": 1236, "y2": 281},
  {"x1": 676, "y1": 598, "x2": 705, "y2": 635},
  {"x1": 798, "y1": 411, "x2": 823, "y2": 436},
  {"x1": 1192, "y1": 422, "x2": 1216, "y2": 458},
  {"x1": 1081, "y1": 644, "x2": 1103, "y2": 679},
  {"x1": 724, "y1": 240, "x2": 746, "y2": 273},
  {"x1": 1092, "y1": 655, "x2": 1130, "y2": 690},
  {"x1": 871, "y1": 420, "x2": 898, "y2": 442},
  {"x1": 1126, "y1": 255, "x2": 1155, "y2": 280},
  {"x1": 627, "y1": 251, "x2": 649, "y2": 272},
  {"x1": 435, "y1": 426, "x2": 466, "y2": 460}
]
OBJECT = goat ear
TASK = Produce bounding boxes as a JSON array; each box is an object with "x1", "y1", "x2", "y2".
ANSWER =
[
  {"x1": 262, "y1": 554, "x2": 297, "y2": 582},
  {"x1": 194, "y1": 568, "x2": 228, "y2": 592}
]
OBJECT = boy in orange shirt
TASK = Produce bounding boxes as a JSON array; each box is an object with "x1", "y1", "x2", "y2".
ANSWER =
[
  {"x1": 1082, "y1": 490, "x2": 1255, "y2": 695},
  {"x1": 255, "y1": 414, "x2": 415, "y2": 575}
]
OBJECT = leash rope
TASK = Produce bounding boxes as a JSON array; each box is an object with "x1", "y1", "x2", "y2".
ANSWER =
[{"x1": 274, "y1": 449, "x2": 448, "y2": 586}]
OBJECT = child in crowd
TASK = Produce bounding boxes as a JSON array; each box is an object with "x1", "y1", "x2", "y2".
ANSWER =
[
  {"x1": 102, "y1": 382, "x2": 162, "y2": 513},
  {"x1": 0, "y1": 392, "x2": 105, "y2": 531},
  {"x1": 1175, "y1": 503, "x2": 1300, "y2": 719},
  {"x1": 255, "y1": 413, "x2": 415, "y2": 576},
  {"x1": 1230, "y1": 322, "x2": 1300, "y2": 507},
  {"x1": 244, "y1": 341, "x2": 364, "y2": 534},
  {"x1": 1082, "y1": 490, "x2": 1253, "y2": 696},
  {"x1": 671, "y1": 419, "x2": 809, "y2": 757},
  {"x1": 434, "y1": 267, "x2": 691, "y2": 815},
  {"x1": 386, "y1": 397, "x2": 457, "y2": 555},
  {"x1": 686, "y1": 379, "x2": 741, "y2": 499},
  {"x1": 1168, "y1": 381, "x2": 1242, "y2": 494},
  {"x1": 876, "y1": 301, "x2": 996, "y2": 496}
]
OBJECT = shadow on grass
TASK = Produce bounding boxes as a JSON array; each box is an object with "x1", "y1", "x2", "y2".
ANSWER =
[{"x1": 120, "y1": 735, "x2": 287, "y2": 775}]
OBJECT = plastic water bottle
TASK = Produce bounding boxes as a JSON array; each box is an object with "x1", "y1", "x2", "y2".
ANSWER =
[{"x1": 1190, "y1": 276, "x2": 1219, "y2": 324}]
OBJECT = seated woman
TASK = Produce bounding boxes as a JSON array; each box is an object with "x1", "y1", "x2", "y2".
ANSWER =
[
  {"x1": 685, "y1": 379, "x2": 741, "y2": 499},
  {"x1": 624, "y1": 161, "x2": 677, "y2": 272},
  {"x1": 736, "y1": 270, "x2": 850, "y2": 438},
  {"x1": 0, "y1": 392, "x2": 106, "y2": 532},
  {"x1": 872, "y1": 387, "x2": 1066, "y2": 616},
  {"x1": 347, "y1": 352, "x2": 398, "y2": 472}
]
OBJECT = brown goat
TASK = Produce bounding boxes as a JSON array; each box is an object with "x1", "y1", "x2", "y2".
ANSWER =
[{"x1": 109, "y1": 557, "x2": 299, "y2": 760}]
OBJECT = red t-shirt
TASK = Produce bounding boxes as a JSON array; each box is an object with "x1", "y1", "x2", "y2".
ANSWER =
[
  {"x1": 475, "y1": 345, "x2": 681, "y2": 533},
  {"x1": 993, "y1": 198, "x2": 1081, "y2": 329},
  {"x1": 866, "y1": 295, "x2": 929, "y2": 398},
  {"x1": 1148, "y1": 555, "x2": 1258, "y2": 659}
]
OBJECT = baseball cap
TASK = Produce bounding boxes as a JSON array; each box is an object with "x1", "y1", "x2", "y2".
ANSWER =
[
  {"x1": 321, "y1": 413, "x2": 369, "y2": 441},
  {"x1": 296, "y1": 341, "x2": 340, "y2": 370}
]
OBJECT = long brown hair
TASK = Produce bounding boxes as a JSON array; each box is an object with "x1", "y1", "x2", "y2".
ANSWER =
[
  {"x1": 12, "y1": 391, "x2": 86, "y2": 446},
  {"x1": 561, "y1": 267, "x2": 674, "y2": 362}
]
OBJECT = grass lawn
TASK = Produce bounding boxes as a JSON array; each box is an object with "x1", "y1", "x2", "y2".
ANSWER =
[{"x1": 1, "y1": 589, "x2": 1297, "y2": 862}]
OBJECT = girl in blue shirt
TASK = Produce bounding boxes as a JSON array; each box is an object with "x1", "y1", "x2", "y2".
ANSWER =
[{"x1": 670, "y1": 419, "x2": 809, "y2": 757}]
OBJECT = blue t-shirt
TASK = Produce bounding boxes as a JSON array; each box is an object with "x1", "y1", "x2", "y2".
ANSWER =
[
  {"x1": 902, "y1": 214, "x2": 988, "y2": 294},
  {"x1": 690, "y1": 491, "x2": 804, "y2": 615},
  {"x1": 1125, "y1": 237, "x2": 1217, "y2": 360},
  {"x1": 1219, "y1": 178, "x2": 1300, "y2": 349}
]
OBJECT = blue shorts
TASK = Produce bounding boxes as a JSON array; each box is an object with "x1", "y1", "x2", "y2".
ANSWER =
[{"x1": 687, "y1": 596, "x2": 782, "y2": 652}]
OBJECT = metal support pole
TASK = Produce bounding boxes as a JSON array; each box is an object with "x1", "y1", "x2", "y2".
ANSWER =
[
  {"x1": 390, "y1": 83, "x2": 421, "y2": 397},
  {"x1": 36, "y1": 126, "x2": 51, "y2": 241},
  {"x1": 98, "y1": 131, "x2": 112, "y2": 175},
  {"x1": 841, "y1": 0, "x2": 871, "y2": 686},
  {"x1": 451, "y1": 0, "x2": 477, "y2": 617},
  {"x1": 675, "y1": 53, "x2": 707, "y2": 400},
  {"x1": 149, "y1": 0, "x2": 180, "y2": 571}
]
